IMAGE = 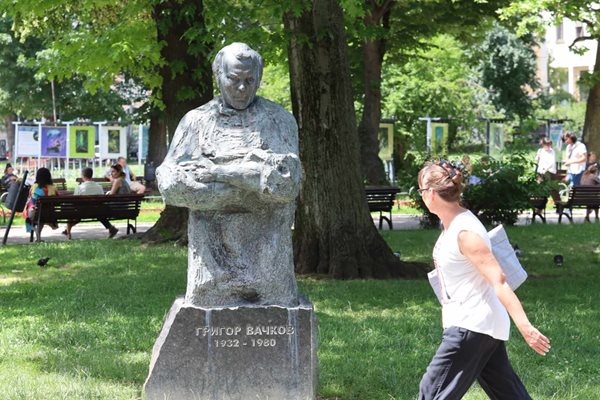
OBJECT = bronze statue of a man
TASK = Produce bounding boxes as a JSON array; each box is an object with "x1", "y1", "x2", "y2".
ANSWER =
[{"x1": 156, "y1": 43, "x2": 302, "y2": 307}]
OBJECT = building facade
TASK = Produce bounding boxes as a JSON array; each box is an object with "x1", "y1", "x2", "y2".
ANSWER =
[{"x1": 538, "y1": 18, "x2": 597, "y2": 101}]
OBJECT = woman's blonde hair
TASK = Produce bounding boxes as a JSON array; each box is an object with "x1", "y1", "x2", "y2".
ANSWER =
[{"x1": 418, "y1": 160, "x2": 464, "y2": 202}]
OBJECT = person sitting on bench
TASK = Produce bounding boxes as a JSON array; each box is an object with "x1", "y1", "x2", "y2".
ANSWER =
[
  {"x1": 2, "y1": 163, "x2": 18, "y2": 190},
  {"x1": 63, "y1": 167, "x2": 119, "y2": 239},
  {"x1": 25, "y1": 167, "x2": 60, "y2": 235}
]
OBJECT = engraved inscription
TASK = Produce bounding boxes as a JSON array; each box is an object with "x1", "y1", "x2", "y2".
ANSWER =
[{"x1": 196, "y1": 324, "x2": 295, "y2": 349}]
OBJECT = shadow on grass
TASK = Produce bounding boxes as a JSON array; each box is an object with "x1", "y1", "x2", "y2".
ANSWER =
[{"x1": 1, "y1": 240, "x2": 187, "y2": 386}]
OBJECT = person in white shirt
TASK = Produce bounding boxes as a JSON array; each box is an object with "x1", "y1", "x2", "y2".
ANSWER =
[
  {"x1": 535, "y1": 137, "x2": 556, "y2": 178},
  {"x1": 562, "y1": 132, "x2": 587, "y2": 186},
  {"x1": 63, "y1": 168, "x2": 118, "y2": 239},
  {"x1": 417, "y1": 160, "x2": 550, "y2": 400}
]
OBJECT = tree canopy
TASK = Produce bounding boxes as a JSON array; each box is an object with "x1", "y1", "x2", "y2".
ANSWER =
[{"x1": 478, "y1": 24, "x2": 539, "y2": 120}]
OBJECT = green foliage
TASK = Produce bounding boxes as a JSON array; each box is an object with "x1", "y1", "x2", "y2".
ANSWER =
[
  {"x1": 258, "y1": 62, "x2": 291, "y2": 111},
  {"x1": 537, "y1": 101, "x2": 587, "y2": 134},
  {"x1": 477, "y1": 23, "x2": 539, "y2": 120},
  {"x1": 462, "y1": 153, "x2": 552, "y2": 225},
  {"x1": 0, "y1": 16, "x2": 133, "y2": 121},
  {"x1": 382, "y1": 34, "x2": 493, "y2": 154},
  {"x1": 406, "y1": 151, "x2": 557, "y2": 227}
]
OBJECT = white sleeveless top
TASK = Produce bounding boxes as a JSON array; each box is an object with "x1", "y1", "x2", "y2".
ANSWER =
[{"x1": 433, "y1": 211, "x2": 510, "y2": 340}]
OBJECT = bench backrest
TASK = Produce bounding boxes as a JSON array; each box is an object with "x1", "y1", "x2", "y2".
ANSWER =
[
  {"x1": 36, "y1": 194, "x2": 143, "y2": 222},
  {"x1": 568, "y1": 186, "x2": 600, "y2": 207},
  {"x1": 76, "y1": 177, "x2": 110, "y2": 183},
  {"x1": 365, "y1": 187, "x2": 401, "y2": 212},
  {"x1": 53, "y1": 178, "x2": 68, "y2": 191}
]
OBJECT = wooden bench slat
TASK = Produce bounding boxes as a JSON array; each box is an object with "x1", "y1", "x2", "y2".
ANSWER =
[{"x1": 365, "y1": 186, "x2": 401, "y2": 230}]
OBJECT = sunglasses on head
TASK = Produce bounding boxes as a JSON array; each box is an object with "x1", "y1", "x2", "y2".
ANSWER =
[{"x1": 437, "y1": 159, "x2": 461, "y2": 178}]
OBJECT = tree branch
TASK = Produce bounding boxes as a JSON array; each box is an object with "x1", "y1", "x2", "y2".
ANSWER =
[
  {"x1": 581, "y1": 18, "x2": 594, "y2": 26},
  {"x1": 369, "y1": 0, "x2": 394, "y2": 22},
  {"x1": 569, "y1": 35, "x2": 598, "y2": 51}
]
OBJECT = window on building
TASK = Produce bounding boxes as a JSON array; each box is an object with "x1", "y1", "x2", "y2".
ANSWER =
[
  {"x1": 556, "y1": 23, "x2": 564, "y2": 42},
  {"x1": 575, "y1": 25, "x2": 584, "y2": 38},
  {"x1": 576, "y1": 68, "x2": 591, "y2": 101}
]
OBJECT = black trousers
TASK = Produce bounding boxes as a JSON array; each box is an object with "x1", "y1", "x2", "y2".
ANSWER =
[
  {"x1": 419, "y1": 326, "x2": 531, "y2": 400},
  {"x1": 97, "y1": 218, "x2": 112, "y2": 230}
]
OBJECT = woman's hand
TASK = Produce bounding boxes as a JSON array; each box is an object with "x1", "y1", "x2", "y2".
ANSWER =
[{"x1": 518, "y1": 324, "x2": 551, "y2": 356}]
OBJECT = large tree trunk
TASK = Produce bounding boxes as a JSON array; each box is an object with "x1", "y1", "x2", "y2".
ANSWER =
[
  {"x1": 284, "y1": 0, "x2": 424, "y2": 279},
  {"x1": 141, "y1": 0, "x2": 214, "y2": 244},
  {"x1": 358, "y1": 0, "x2": 393, "y2": 185},
  {"x1": 583, "y1": 38, "x2": 600, "y2": 155}
]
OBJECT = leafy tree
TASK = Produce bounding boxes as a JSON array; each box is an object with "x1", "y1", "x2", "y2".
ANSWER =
[
  {"x1": 284, "y1": 0, "x2": 423, "y2": 278},
  {"x1": 477, "y1": 23, "x2": 539, "y2": 121},
  {"x1": 2, "y1": 0, "x2": 214, "y2": 243},
  {"x1": 0, "y1": 17, "x2": 128, "y2": 156},
  {"x1": 382, "y1": 34, "x2": 494, "y2": 157},
  {"x1": 500, "y1": 0, "x2": 600, "y2": 153},
  {"x1": 347, "y1": 0, "x2": 510, "y2": 184}
]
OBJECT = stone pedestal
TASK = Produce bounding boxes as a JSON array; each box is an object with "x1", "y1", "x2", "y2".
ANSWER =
[{"x1": 143, "y1": 297, "x2": 318, "y2": 400}]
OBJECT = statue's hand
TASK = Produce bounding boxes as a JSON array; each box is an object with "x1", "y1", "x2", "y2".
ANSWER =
[
  {"x1": 243, "y1": 149, "x2": 271, "y2": 163},
  {"x1": 260, "y1": 154, "x2": 300, "y2": 200},
  {"x1": 179, "y1": 159, "x2": 216, "y2": 183}
]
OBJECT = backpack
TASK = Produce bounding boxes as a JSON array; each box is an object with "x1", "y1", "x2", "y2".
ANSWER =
[{"x1": 4, "y1": 181, "x2": 30, "y2": 212}]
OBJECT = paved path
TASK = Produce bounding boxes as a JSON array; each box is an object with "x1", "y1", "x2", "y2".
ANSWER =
[
  {"x1": 369, "y1": 207, "x2": 593, "y2": 231},
  {"x1": 0, "y1": 209, "x2": 594, "y2": 246},
  {"x1": 1, "y1": 221, "x2": 156, "y2": 246}
]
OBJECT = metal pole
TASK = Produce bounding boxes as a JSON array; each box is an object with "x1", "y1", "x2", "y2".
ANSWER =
[
  {"x1": 485, "y1": 120, "x2": 491, "y2": 156},
  {"x1": 418, "y1": 117, "x2": 441, "y2": 156},
  {"x1": 64, "y1": 121, "x2": 73, "y2": 179},
  {"x1": 138, "y1": 124, "x2": 143, "y2": 169},
  {"x1": 94, "y1": 121, "x2": 106, "y2": 169},
  {"x1": 50, "y1": 80, "x2": 57, "y2": 125},
  {"x1": 12, "y1": 121, "x2": 20, "y2": 165},
  {"x1": 37, "y1": 121, "x2": 42, "y2": 169}
]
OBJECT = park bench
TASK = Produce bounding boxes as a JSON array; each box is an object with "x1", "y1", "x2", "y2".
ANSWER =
[
  {"x1": 528, "y1": 196, "x2": 548, "y2": 223},
  {"x1": 365, "y1": 186, "x2": 401, "y2": 230},
  {"x1": 551, "y1": 185, "x2": 600, "y2": 223},
  {"x1": 30, "y1": 194, "x2": 144, "y2": 242},
  {"x1": 53, "y1": 178, "x2": 68, "y2": 190}
]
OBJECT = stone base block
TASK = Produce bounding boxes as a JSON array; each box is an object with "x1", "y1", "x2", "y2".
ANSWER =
[{"x1": 143, "y1": 297, "x2": 318, "y2": 400}]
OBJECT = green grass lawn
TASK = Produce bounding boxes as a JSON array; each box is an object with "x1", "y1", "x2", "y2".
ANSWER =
[{"x1": 0, "y1": 223, "x2": 599, "y2": 399}]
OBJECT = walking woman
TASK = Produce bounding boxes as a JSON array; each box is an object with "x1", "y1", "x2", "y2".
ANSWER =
[{"x1": 417, "y1": 161, "x2": 550, "y2": 400}]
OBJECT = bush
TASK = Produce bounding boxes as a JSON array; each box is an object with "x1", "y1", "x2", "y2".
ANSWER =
[
  {"x1": 462, "y1": 154, "x2": 553, "y2": 225},
  {"x1": 408, "y1": 154, "x2": 555, "y2": 227}
]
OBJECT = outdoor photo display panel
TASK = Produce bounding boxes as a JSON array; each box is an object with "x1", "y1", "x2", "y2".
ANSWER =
[
  {"x1": 16, "y1": 125, "x2": 41, "y2": 157},
  {"x1": 431, "y1": 123, "x2": 448, "y2": 156},
  {"x1": 142, "y1": 125, "x2": 149, "y2": 159},
  {"x1": 549, "y1": 124, "x2": 564, "y2": 163},
  {"x1": 69, "y1": 125, "x2": 95, "y2": 158},
  {"x1": 99, "y1": 126, "x2": 127, "y2": 158},
  {"x1": 378, "y1": 123, "x2": 394, "y2": 161},
  {"x1": 489, "y1": 123, "x2": 505, "y2": 158},
  {"x1": 41, "y1": 126, "x2": 67, "y2": 157}
]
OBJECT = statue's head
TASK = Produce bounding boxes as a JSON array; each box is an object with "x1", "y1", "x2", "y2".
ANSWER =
[{"x1": 212, "y1": 43, "x2": 263, "y2": 110}]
